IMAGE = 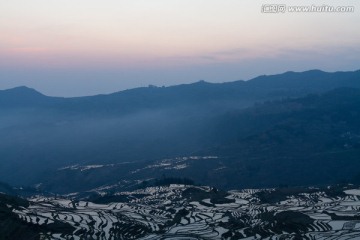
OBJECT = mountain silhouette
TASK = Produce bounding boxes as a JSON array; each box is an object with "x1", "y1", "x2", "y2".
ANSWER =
[{"x1": 1, "y1": 69, "x2": 360, "y2": 192}]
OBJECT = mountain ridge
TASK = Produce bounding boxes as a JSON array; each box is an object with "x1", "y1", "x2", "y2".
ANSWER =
[
  {"x1": 1, "y1": 69, "x2": 360, "y2": 116},
  {"x1": 1, "y1": 69, "x2": 359, "y2": 98},
  {"x1": 1, "y1": 69, "x2": 360, "y2": 192}
]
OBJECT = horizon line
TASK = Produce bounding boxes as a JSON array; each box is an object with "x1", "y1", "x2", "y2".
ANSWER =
[{"x1": 1, "y1": 68, "x2": 359, "y2": 98}]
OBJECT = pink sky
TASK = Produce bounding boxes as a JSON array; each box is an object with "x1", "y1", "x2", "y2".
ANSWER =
[{"x1": 0, "y1": 0, "x2": 359, "y2": 96}]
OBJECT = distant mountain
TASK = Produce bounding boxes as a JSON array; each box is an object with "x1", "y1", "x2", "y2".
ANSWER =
[
  {"x1": 204, "y1": 87, "x2": 360, "y2": 188},
  {"x1": 247, "y1": 70, "x2": 360, "y2": 89},
  {"x1": 1, "y1": 69, "x2": 360, "y2": 114},
  {"x1": 0, "y1": 86, "x2": 52, "y2": 108},
  {"x1": 0, "y1": 70, "x2": 360, "y2": 192}
]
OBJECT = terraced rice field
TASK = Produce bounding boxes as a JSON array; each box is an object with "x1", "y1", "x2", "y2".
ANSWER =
[{"x1": 12, "y1": 185, "x2": 360, "y2": 239}]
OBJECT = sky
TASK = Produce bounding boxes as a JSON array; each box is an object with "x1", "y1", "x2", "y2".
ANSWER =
[{"x1": 0, "y1": 0, "x2": 359, "y2": 97}]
